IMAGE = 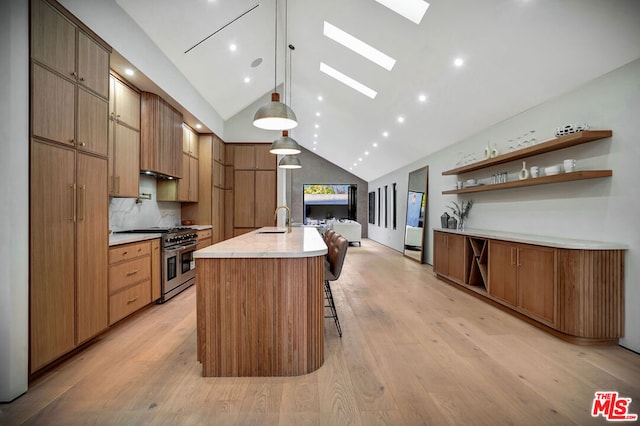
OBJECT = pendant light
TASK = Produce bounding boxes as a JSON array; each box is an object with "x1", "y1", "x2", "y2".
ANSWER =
[
  {"x1": 271, "y1": 43, "x2": 301, "y2": 155},
  {"x1": 278, "y1": 155, "x2": 302, "y2": 169},
  {"x1": 253, "y1": 0, "x2": 298, "y2": 130}
]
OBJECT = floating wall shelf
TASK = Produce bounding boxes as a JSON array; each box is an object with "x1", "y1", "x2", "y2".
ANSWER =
[{"x1": 442, "y1": 130, "x2": 613, "y2": 176}]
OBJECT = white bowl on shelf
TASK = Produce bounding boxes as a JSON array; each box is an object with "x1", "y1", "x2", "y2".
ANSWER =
[{"x1": 544, "y1": 165, "x2": 561, "y2": 176}]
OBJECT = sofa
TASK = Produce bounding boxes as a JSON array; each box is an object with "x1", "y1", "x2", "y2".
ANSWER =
[{"x1": 329, "y1": 220, "x2": 362, "y2": 246}]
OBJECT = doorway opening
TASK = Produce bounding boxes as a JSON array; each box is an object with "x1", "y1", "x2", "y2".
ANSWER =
[{"x1": 303, "y1": 184, "x2": 357, "y2": 225}]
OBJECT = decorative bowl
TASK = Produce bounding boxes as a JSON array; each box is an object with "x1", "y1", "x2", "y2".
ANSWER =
[{"x1": 181, "y1": 220, "x2": 194, "y2": 226}]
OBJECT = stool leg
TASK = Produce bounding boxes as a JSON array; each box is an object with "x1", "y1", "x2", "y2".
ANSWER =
[{"x1": 324, "y1": 280, "x2": 342, "y2": 337}]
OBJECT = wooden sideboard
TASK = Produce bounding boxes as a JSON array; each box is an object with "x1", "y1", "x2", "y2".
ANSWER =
[{"x1": 433, "y1": 229, "x2": 626, "y2": 345}]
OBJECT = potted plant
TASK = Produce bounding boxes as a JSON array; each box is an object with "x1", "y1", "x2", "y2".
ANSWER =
[{"x1": 447, "y1": 200, "x2": 473, "y2": 230}]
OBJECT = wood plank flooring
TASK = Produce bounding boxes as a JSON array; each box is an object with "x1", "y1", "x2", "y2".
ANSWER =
[{"x1": 2, "y1": 239, "x2": 639, "y2": 425}]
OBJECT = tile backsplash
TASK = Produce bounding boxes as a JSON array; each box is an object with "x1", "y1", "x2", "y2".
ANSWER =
[{"x1": 109, "y1": 175, "x2": 181, "y2": 232}]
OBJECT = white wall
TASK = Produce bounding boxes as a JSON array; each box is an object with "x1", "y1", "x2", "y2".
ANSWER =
[
  {"x1": 0, "y1": 0, "x2": 29, "y2": 402},
  {"x1": 369, "y1": 58, "x2": 640, "y2": 352}
]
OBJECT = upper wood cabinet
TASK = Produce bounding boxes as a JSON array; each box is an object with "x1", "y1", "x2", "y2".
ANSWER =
[
  {"x1": 140, "y1": 92, "x2": 183, "y2": 178},
  {"x1": 183, "y1": 124, "x2": 198, "y2": 158},
  {"x1": 31, "y1": 63, "x2": 75, "y2": 146},
  {"x1": 77, "y1": 87, "x2": 108, "y2": 156},
  {"x1": 108, "y1": 75, "x2": 140, "y2": 197},
  {"x1": 213, "y1": 136, "x2": 225, "y2": 163},
  {"x1": 31, "y1": 0, "x2": 109, "y2": 98},
  {"x1": 77, "y1": 31, "x2": 109, "y2": 98},
  {"x1": 110, "y1": 75, "x2": 140, "y2": 130},
  {"x1": 234, "y1": 145, "x2": 256, "y2": 169},
  {"x1": 31, "y1": 0, "x2": 75, "y2": 78},
  {"x1": 256, "y1": 144, "x2": 276, "y2": 170}
]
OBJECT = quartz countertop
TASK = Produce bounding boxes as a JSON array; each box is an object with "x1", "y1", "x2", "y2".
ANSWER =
[
  {"x1": 435, "y1": 227, "x2": 627, "y2": 250},
  {"x1": 194, "y1": 227, "x2": 327, "y2": 259},
  {"x1": 109, "y1": 233, "x2": 161, "y2": 247},
  {"x1": 191, "y1": 225, "x2": 212, "y2": 231}
]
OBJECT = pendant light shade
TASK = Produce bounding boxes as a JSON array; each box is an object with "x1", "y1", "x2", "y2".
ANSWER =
[
  {"x1": 270, "y1": 130, "x2": 301, "y2": 155},
  {"x1": 278, "y1": 155, "x2": 302, "y2": 169},
  {"x1": 253, "y1": 93, "x2": 298, "y2": 130}
]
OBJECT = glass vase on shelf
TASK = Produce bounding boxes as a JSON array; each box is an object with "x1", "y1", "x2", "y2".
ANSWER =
[{"x1": 457, "y1": 217, "x2": 464, "y2": 230}]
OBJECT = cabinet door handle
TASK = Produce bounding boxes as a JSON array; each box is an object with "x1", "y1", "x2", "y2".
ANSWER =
[
  {"x1": 510, "y1": 247, "x2": 515, "y2": 265},
  {"x1": 78, "y1": 185, "x2": 86, "y2": 221},
  {"x1": 126, "y1": 270, "x2": 139, "y2": 277},
  {"x1": 116, "y1": 176, "x2": 120, "y2": 194},
  {"x1": 79, "y1": 76, "x2": 85, "y2": 82},
  {"x1": 122, "y1": 251, "x2": 128, "y2": 256},
  {"x1": 69, "y1": 184, "x2": 75, "y2": 221},
  {"x1": 126, "y1": 297, "x2": 139, "y2": 304},
  {"x1": 71, "y1": 71, "x2": 77, "y2": 78},
  {"x1": 79, "y1": 142, "x2": 86, "y2": 147},
  {"x1": 517, "y1": 249, "x2": 522, "y2": 267}
]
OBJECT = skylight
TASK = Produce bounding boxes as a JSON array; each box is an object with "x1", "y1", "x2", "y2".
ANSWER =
[
  {"x1": 375, "y1": 0, "x2": 430, "y2": 24},
  {"x1": 323, "y1": 22, "x2": 396, "y2": 71},
  {"x1": 319, "y1": 62, "x2": 377, "y2": 99}
]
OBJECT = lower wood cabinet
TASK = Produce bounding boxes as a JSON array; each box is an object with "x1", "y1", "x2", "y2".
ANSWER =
[
  {"x1": 433, "y1": 232, "x2": 468, "y2": 284},
  {"x1": 197, "y1": 228, "x2": 213, "y2": 250},
  {"x1": 488, "y1": 241, "x2": 556, "y2": 325},
  {"x1": 433, "y1": 230, "x2": 624, "y2": 344},
  {"x1": 108, "y1": 240, "x2": 155, "y2": 325}
]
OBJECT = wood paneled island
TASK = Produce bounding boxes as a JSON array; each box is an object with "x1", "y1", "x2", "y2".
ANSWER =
[{"x1": 193, "y1": 227, "x2": 327, "y2": 377}]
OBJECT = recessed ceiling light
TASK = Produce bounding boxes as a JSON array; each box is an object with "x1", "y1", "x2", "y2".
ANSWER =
[
  {"x1": 349, "y1": 167, "x2": 353, "y2": 171},
  {"x1": 315, "y1": 124, "x2": 320, "y2": 129},
  {"x1": 320, "y1": 62, "x2": 377, "y2": 99},
  {"x1": 124, "y1": 68, "x2": 134, "y2": 76},
  {"x1": 382, "y1": 131, "x2": 389, "y2": 137},
  {"x1": 243, "y1": 76, "x2": 251, "y2": 83},
  {"x1": 323, "y1": 21, "x2": 396, "y2": 71},
  {"x1": 314, "y1": 134, "x2": 318, "y2": 138},
  {"x1": 418, "y1": 93, "x2": 427, "y2": 102},
  {"x1": 195, "y1": 124, "x2": 202, "y2": 129},
  {"x1": 313, "y1": 141, "x2": 317, "y2": 145},
  {"x1": 365, "y1": 151, "x2": 369, "y2": 155},
  {"x1": 316, "y1": 112, "x2": 321, "y2": 117},
  {"x1": 354, "y1": 163, "x2": 357, "y2": 166},
  {"x1": 317, "y1": 95, "x2": 323, "y2": 101},
  {"x1": 229, "y1": 44, "x2": 237, "y2": 52},
  {"x1": 358, "y1": 158, "x2": 363, "y2": 162},
  {"x1": 375, "y1": 0, "x2": 430, "y2": 24},
  {"x1": 454, "y1": 57, "x2": 464, "y2": 67},
  {"x1": 313, "y1": 147, "x2": 317, "y2": 151},
  {"x1": 397, "y1": 116, "x2": 405, "y2": 123},
  {"x1": 373, "y1": 142, "x2": 378, "y2": 147}
]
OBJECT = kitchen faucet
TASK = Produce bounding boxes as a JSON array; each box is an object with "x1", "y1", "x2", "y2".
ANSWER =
[{"x1": 274, "y1": 205, "x2": 292, "y2": 233}]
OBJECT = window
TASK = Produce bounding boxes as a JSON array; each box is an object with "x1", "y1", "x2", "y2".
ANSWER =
[
  {"x1": 303, "y1": 184, "x2": 357, "y2": 224},
  {"x1": 384, "y1": 185, "x2": 388, "y2": 228},
  {"x1": 392, "y1": 183, "x2": 397, "y2": 230},
  {"x1": 368, "y1": 191, "x2": 375, "y2": 224},
  {"x1": 377, "y1": 188, "x2": 381, "y2": 226}
]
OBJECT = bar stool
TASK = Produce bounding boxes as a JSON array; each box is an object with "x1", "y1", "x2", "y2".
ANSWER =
[{"x1": 324, "y1": 235, "x2": 348, "y2": 337}]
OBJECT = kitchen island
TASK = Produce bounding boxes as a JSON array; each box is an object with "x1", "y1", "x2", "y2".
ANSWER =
[{"x1": 193, "y1": 227, "x2": 327, "y2": 377}]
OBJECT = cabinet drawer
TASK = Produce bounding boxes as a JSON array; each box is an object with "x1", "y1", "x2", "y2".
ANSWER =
[
  {"x1": 109, "y1": 241, "x2": 150, "y2": 264},
  {"x1": 109, "y1": 280, "x2": 151, "y2": 325},
  {"x1": 109, "y1": 256, "x2": 150, "y2": 294},
  {"x1": 198, "y1": 229, "x2": 212, "y2": 240}
]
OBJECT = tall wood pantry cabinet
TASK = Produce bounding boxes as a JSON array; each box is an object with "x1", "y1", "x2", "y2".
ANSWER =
[
  {"x1": 29, "y1": 0, "x2": 110, "y2": 374},
  {"x1": 231, "y1": 144, "x2": 277, "y2": 236}
]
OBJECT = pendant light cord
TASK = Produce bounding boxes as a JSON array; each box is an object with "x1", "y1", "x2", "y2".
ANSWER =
[{"x1": 274, "y1": 0, "x2": 278, "y2": 94}]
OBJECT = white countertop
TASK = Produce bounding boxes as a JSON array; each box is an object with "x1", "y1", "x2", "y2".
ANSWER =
[
  {"x1": 435, "y1": 227, "x2": 627, "y2": 250},
  {"x1": 191, "y1": 225, "x2": 212, "y2": 230},
  {"x1": 109, "y1": 233, "x2": 161, "y2": 246},
  {"x1": 194, "y1": 227, "x2": 328, "y2": 259}
]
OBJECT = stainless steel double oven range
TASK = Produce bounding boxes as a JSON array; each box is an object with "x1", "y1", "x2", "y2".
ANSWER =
[{"x1": 119, "y1": 227, "x2": 198, "y2": 303}]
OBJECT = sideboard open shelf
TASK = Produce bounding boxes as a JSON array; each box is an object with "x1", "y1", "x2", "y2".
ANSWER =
[
  {"x1": 442, "y1": 130, "x2": 612, "y2": 176},
  {"x1": 442, "y1": 170, "x2": 612, "y2": 194}
]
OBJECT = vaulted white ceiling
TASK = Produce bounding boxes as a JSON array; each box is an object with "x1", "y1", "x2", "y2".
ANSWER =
[{"x1": 113, "y1": 0, "x2": 640, "y2": 181}]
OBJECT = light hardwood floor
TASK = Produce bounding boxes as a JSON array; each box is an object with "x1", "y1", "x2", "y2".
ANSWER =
[{"x1": 3, "y1": 239, "x2": 639, "y2": 425}]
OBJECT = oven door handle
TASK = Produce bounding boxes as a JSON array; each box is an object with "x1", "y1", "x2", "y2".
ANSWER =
[{"x1": 180, "y1": 242, "x2": 198, "y2": 250}]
